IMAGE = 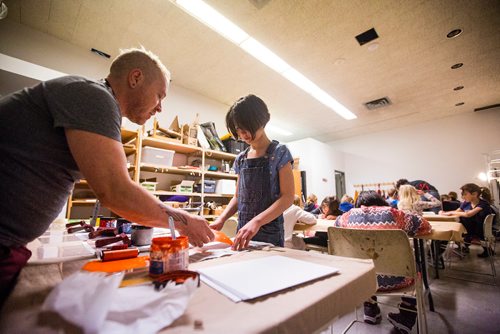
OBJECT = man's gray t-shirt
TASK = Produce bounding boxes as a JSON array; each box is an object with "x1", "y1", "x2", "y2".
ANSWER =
[{"x1": 0, "y1": 76, "x2": 121, "y2": 246}]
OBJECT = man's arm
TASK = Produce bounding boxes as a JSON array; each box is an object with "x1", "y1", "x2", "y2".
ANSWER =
[{"x1": 65, "y1": 129, "x2": 214, "y2": 246}]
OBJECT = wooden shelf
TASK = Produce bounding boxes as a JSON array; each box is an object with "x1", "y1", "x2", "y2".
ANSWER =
[
  {"x1": 152, "y1": 190, "x2": 202, "y2": 197},
  {"x1": 121, "y1": 128, "x2": 138, "y2": 144},
  {"x1": 141, "y1": 137, "x2": 201, "y2": 154},
  {"x1": 204, "y1": 149, "x2": 237, "y2": 160},
  {"x1": 123, "y1": 144, "x2": 136, "y2": 156},
  {"x1": 140, "y1": 164, "x2": 202, "y2": 176},
  {"x1": 202, "y1": 193, "x2": 234, "y2": 198},
  {"x1": 71, "y1": 199, "x2": 97, "y2": 204},
  {"x1": 204, "y1": 171, "x2": 237, "y2": 179}
]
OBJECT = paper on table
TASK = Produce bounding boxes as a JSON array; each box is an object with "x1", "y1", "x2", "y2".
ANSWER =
[{"x1": 198, "y1": 255, "x2": 340, "y2": 302}]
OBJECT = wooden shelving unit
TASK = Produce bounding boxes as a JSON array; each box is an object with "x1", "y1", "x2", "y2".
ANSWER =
[{"x1": 66, "y1": 126, "x2": 238, "y2": 219}]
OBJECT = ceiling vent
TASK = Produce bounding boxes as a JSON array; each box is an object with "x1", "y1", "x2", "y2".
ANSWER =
[
  {"x1": 364, "y1": 97, "x2": 392, "y2": 110},
  {"x1": 355, "y1": 28, "x2": 379, "y2": 46}
]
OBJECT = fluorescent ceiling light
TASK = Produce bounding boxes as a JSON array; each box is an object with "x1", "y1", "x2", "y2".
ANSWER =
[
  {"x1": 266, "y1": 123, "x2": 293, "y2": 136},
  {"x1": 239, "y1": 38, "x2": 290, "y2": 73},
  {"x1": 176, "y1": 0, "x2": 248, "y2": 44},
  {"x1": 173, "y1": 0, "x2": 357, "y2": 120}
]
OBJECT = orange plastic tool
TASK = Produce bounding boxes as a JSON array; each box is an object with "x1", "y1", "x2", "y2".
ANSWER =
[
  {"x1": 212, "y1": 230, "x2": 233, "y2": 245},
  {"x1": 82, "y1": 256, "x2": 149, "y2": 273}
]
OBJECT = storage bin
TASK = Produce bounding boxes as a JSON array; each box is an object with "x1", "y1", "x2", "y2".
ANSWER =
[
  {"x1": 141, "y1": 146, "x2": 174, "y2": 168},
  {"x1": 170, "y1": 180, "x2": 195, "y2": 193},
  {"x1": 222, "y1": 138, "x2": 248, "y2": 155},
  {"x1": 140, "y1": 181, "x2": 157, "y2": 192},
  {"x1": 194, "y1": 180, "x2": 216, "y2": 193},
  {"x1": 216, "y1": 179, "x2": 236, "y2": 195}
]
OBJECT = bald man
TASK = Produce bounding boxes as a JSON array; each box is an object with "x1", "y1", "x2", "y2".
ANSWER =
[{"x1": 0, "y1": 48, "x2": 214, "y2": 305}]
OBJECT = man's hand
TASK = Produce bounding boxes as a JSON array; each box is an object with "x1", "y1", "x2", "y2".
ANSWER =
[
  {"x1": 232, "y1": 220, "x2": 260, "y2": 251},
  {"x1": 172, "y1": 211, "x2": 214, "y2": 247}
]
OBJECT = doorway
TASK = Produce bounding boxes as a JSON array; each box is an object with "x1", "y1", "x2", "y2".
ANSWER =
[{"x1": 334, "y1": 170, "x2": 346, "y2": 199}]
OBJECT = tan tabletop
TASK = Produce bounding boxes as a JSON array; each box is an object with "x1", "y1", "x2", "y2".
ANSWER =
[
  {"x1": 295, "y1": 218, "x2": 334, "y2": 232},
  {"x1": 297, "y1": 219, "x2": 466, "y2": 242},
  {"x1": 0, "y1": 248, "x2": 376, "y2": 334},
  {"x1": 420, "y1": 221, "x2": 467, "y2": 242},
  {"x1": 422, "y1": 215, "x2": 459, "y2": 222}
]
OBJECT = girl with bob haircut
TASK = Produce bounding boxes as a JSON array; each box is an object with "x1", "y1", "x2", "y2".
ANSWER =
[{"x1": 212, "y1": 95, "x2": 294, "y2": 251}]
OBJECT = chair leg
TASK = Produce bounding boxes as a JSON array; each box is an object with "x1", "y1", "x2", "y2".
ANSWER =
[
  {"x1": 416, "y1": 279, "x2": 428, "y2": 334},
  {"x1": 487, "y1": 242, "x2": 497, "y2": 282}
]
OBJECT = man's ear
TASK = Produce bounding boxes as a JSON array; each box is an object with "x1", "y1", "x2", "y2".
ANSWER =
[{"x1": 128, "y1": 69, "x2": 143, "y2": 88}]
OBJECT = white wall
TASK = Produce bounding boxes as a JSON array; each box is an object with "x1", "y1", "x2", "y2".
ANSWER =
[
  {"x1": 287, "y1": 138, "x2": 345, "y2": 201},
  {"x1": 328, "y1": 110, "x2": 500, "y2": 198}
]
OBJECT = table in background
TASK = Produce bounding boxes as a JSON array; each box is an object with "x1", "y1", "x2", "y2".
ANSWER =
[
  {"x1": 0, "y1": 248, "x2": 376, "y2": 334},
  {"x1": 295, "y1": 218, "x2": 467, "y2": 312}
]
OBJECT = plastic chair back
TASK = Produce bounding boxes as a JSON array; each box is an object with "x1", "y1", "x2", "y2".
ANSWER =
[
  {"x1": 483, "y1": 214, "x2": 496, "y2": 241},
  {"x1": 327, "y1": 227, "x2": 416, "y2": 278}
]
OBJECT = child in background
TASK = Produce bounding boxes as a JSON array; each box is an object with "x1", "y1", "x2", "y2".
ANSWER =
[
  {"x1": 386, "y1": 188, "x2": 399, "y2": 208},
  {"x1": 339, "y1": 194, "x2": 354, "y2": 213},
  {"x1": 303, "y1": 196, "x2": 342, "y2": 247},
  {"x1": 304, "y1": 194, "x2": 318, "y2": 212},
  {"x1": 440, "y1": 183, "x2": 493, "y2": 257},
  {"x1": 398, "y1": 184, "x2": 441, "y2": 215},
  {"x1": 283, "y1": 195, "x2": 316, "y2": 249},
  {"x1": 211, "y1": 94, "x2": 294, "y2": 251}
]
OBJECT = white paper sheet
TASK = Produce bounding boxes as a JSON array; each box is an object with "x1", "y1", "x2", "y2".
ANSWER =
[{"x1": 198, "y1": 255, "x2": 340, "y2": 302}]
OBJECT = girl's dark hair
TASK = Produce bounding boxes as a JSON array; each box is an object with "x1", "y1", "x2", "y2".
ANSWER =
[
  {"x1": 226, "y1": 94, "x2": 270, "y2": 140},
  {"x1": 460, "y1": 183, "x2": 492, "y2": 204},
  {"x1": 355, "y1": 191, "x2": 389, "y2": 208},
  {"x1": 395, "y1": 179, "x2": 409, "y2": 190},
  {"x1": 320, "y1": 196, "x2": 342, "y2": 216}
]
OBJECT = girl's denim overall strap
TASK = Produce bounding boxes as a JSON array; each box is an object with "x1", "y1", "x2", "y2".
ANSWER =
[{"x1": 237, "y1": 141, "x2": 283, "y2": 246}]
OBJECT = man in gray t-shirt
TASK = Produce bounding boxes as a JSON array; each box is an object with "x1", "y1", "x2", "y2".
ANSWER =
[{"x1": 0, "y1": 48, "x2": 214, "y2": 305}]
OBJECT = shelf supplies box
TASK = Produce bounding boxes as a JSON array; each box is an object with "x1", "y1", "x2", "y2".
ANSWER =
[
  {"x1": 216, "y1": 180, "x2": 236, "y2": 195},
  {"x1": 141, "y1": 146, "x2": 174, "y2": 168},
  {"x1": 222, "y1": 138, "x2": 248, "y2": 155},
  {"x1": 170, "y1": 180, "x2": 195, "y2": 193},
  {"x1": 194, "y1": 180, "x2": 216, "y2": 193},
  {"x1": 140, "y1": 181, "x2": 158, "y2": 192}
]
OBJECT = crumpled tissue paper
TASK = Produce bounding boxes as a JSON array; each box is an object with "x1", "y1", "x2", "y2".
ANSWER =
[{"x1": 42, "y1": 270, "x2": 197, "y2": 334}]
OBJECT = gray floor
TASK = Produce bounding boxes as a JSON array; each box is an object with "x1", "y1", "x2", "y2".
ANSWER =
[{"x1": 330, "y1": 243, "x2": 500, "y2": 334}]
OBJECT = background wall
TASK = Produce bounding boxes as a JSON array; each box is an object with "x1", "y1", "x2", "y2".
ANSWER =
[
  {"x1": 287, "y1": 138, "x2": 345, "y2": 202},
  {"x1": 329, "y1": 109, "x2": 500, "y2": 199}
]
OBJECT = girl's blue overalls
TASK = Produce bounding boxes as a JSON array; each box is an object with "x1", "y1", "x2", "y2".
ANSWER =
[{"x1": 237, "y1": 141, "x2": 284, "y2": 246}]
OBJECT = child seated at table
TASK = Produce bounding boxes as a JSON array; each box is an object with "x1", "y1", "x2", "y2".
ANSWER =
[
  {"x1": 398, "y1": 184, "x2": 441, "y2": 215},
  {"x1": 303, "y1": 196, "x2": 342, "y2": 247},
  {"x1": 335, "y1": 190, "x2": 431, "y2": 334},
  {"x1": 439, "y1": 183, "x2": 493, "y2": 257}
]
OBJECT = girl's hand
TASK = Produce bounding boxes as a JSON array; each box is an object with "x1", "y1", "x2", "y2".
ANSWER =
[
  {"x1": 319, "y1": 214, "x2": 326, "y2": 219},
  {"x1": 210, "y1": 218, "x2": 225, "y2": 231},
  {"x1": 326, "y1": 215, "x2": 336, "y2": 220},
  {"x1": 232, "y1": 220, "x2": 260, "y2": 251}
]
